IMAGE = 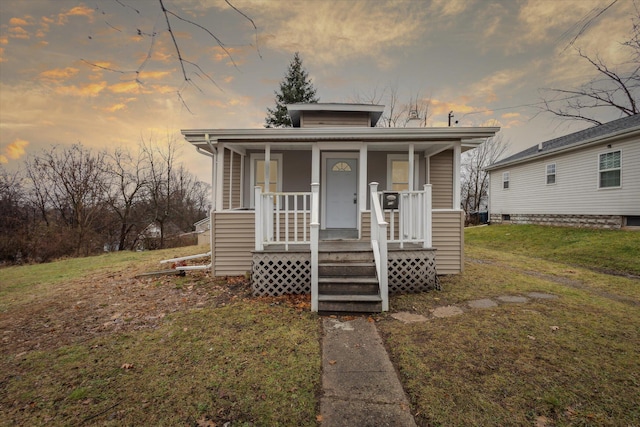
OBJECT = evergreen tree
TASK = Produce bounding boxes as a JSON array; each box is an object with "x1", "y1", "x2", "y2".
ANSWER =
[{"x1": 265, "y1": 52, "x2": 319, "y2": 128}]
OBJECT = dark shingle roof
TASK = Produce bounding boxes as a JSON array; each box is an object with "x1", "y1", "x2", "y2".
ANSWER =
[{"x1": 487, "y1": 114, "x2": 640, "y2": 170}]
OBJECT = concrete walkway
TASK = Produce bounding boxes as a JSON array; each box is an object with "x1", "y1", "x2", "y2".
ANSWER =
[{"x1": 320, "y1": 317, "x2": 417, "y2": 427}]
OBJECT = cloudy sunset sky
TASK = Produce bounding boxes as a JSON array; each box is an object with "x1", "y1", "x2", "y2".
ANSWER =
[{"x1": 0, "y1": 0, "x2": 636, "y2": 185}]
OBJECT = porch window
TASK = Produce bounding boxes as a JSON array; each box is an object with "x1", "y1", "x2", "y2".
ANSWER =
[
  {"x1": 502, "y1": 172, "x2": 510, "y2": 189},
  {"x1": 599, "y1": 150, "x2": 621, "y2": 188},
  {"x1": 387, "y1": 154, "x2": 418, "y2": 191},
  {"x1": 546, "y1": 163, "x2": 556, "y2": 185},
  {"x1": 250, "y1": 153, "x2": 283, "y2": 206}
]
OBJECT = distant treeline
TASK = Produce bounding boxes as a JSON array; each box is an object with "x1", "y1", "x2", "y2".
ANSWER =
[{"x1": 1, "y1": 139, "x2": 209, "y2": 264}]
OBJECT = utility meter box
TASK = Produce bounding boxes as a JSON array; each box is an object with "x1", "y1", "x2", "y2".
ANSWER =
[{"x1": 382, "y1": 192, "x2": 399, "y2": 210}]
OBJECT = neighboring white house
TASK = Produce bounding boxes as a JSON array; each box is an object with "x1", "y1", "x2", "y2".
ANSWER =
[{"x1": 486, "y1": 114, "x2": 640, "y2": 229}]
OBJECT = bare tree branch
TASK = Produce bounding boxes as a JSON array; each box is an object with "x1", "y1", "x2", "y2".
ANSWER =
[
  {"x1": 541, "y1": 2, "x2": 639, "y2": 125},
  {"x1": 225, "y1": 0, "x2": 262, "y2": 59}
]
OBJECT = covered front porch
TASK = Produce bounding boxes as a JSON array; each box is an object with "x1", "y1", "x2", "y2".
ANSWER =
[{"x1": 251, "y1": 182, "x2": 437, "y2": 311}]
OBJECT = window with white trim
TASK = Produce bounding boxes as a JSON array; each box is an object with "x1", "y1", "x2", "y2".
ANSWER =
[
  {"x1": 502, "y1": 171, "x2": 510, "y2": 189},
  {"x1": 546, "y1": 163, "x2": 556, "y2": 185},
  {"x1": 250, "y1": 153, "x2": 283, "y2": 206},
  {"x1": 387, "y1": 154, "x2": 418, "y2": 191},
  {"x1": 599, "y1": 150, "x2": 621, "y2": 188}
]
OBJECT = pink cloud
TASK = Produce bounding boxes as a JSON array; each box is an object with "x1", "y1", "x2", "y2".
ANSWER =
[
  {"x1": 55, "y1": 81, "x2": 107, "y2": 97},
  {"x1": 39, "y1": 67, "x2": 79, "y2": 82},
  {"x1": 0, "y1": 139, "x2": 30, "y2": 164},
  {"x1": 57, "y1": 5, "x2": 95, "y2": 25}
]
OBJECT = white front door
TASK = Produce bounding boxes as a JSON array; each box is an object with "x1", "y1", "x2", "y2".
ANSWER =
[{"x1": 325, "y1": 157, "x2": 358, "y2": 228}]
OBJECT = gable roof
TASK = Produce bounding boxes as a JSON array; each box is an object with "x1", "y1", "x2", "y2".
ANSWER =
[{"x1": 486, "y1": 114, "x2": 640, "y2": 170}]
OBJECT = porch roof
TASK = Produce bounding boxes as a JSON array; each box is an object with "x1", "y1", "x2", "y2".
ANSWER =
[{"x1": 182, "y1": 126, "x2": 500, "y2": 154}]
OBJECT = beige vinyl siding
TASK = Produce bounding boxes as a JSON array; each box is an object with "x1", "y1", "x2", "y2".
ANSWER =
[
  {"x1": 360, "y1": 211, "x2": 371, "y2": 241},
  {"x1": 212, "y1": 211, "x2": 254, "y2": 276},
  {"x1": 432, "y1": 210, "x2": 464, "y2": 274},
  {"x1": 430, "y1": 150, "x2": 453, "y2": 209},
  {"x1": 223, "y1": 148, "x2": 242, "y2": 209},
  {"x1": 301, "y1": 111, "x2": 371, "y2": 127},
  {"x1": 274, "y1": 212, "x2": 312, "y2": 242},
  {"x1": 490, "y1": 138, "x2": 640, "y2": 215}
]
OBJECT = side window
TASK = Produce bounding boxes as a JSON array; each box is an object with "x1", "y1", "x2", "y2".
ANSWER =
[
  {"x1": 390, "y1": 159, "x2": 409, "y2": 191},
  {"x1": 250, "y1": 153, "x2": 283, "y2": 206},
  {"x1": 599, "y1": 150, "x2": 621, "y2": 188},
  {"x1": 387, "y1": 154, "x2": 418, "y2": 191},
  {"x1": 546, "y1": 163, "x2": 556, "y2": 185},
  {"x1": 255, "y1": 159, "x2": 278, "y2": 193},
  {"x1": 502, "y1": 172, "x2": 510, "y2": 189}
]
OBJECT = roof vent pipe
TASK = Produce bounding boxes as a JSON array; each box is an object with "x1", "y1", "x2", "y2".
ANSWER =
[{"x1": 538, "y1": 142, "x2": 543, "y2": 151}]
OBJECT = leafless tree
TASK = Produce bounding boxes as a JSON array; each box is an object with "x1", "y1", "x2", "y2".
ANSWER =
[
  {"x1": 540, "y1": 2, "x2": 640, "y2": 125},
  {"x1": 170, "y1": 164, "x2": 210, "y2": 231},
  {"x1": 350, "y1": 83, "x2": 432, "y2": 127},
  {"x1": 25, "y1": 144, "x2": 110, "y2": 255},
  {"x1": 141, "y1": 134, "x2": 179, "y2": 249},
  {"x1": 461, "y1": 134, "x2": 509, "y2": 223},
  {"x1": 0, "y1": 167, "x2": 29, "y2": 262},
  {"x1": 105, "y1": 147, "x2": 148, "y2": 251}
]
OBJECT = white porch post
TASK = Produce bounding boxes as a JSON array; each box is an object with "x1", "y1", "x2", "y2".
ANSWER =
[
  {"x1": 215, "y1": 144, "x2": 225, "y2": 211},
  {"x1": 408, "y1": 143, "x2": 415, "y2": 191},
  {"x1": 453, "y1": 142, "x2": 461, "y2": 210},
  {"x1": 264, "y1": 143, "x2": 271, "y2": 192},
  {"x1": 254, "y1": 186, "x2": 263, "y2": 251},
  {"x1": 310, "y1": 182, "x2": 320, "y2": 312},
  {"x1": 228, "y1": 150, "x2": 234, "y2": 209},
  {"x1": 424, "y1": 184, "x2": 432, "y2": 248},
  {"x1": 312, "y1": 144, "x2": 320, "y2": 184},
  {"x1": 359, "y1": 143, "x2": 367, "y2": 233}
]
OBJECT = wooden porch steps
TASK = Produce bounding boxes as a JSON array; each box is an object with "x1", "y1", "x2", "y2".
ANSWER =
[{"x1": 317, "y1": 247, "x2": 382, "y2": 313}]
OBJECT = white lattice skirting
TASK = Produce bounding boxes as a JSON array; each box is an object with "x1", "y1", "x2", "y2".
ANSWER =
[
  {"x1": 388, "y1": 250, "x2": 439, "y2": 293},
  {"x1": 252, "y1": 250, "x2": 438, "y2": 296},
  {"x1": 252, "y1": 252, "x2": 311, "y2": 296}
]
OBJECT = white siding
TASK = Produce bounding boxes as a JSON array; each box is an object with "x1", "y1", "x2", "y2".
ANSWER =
[{"x1": 490, "y1": 138, "x2": 640, "y2": 215}]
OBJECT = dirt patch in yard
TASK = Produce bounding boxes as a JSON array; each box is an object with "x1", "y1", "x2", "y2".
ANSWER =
[{"x1": 0, "y1": 270, "x2": 253, "y2": 357}]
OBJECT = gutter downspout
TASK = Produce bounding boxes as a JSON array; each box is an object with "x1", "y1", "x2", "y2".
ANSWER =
[{"x1": 205, "y1": 134, "x2": 218, "y2": 275}]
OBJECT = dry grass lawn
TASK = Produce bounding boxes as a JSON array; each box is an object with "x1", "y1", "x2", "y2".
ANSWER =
[
  {"x1": 379, "y1": 225, "x2": 640, "y2": 426},
  {"x1": 0, "y1": 246, "x2": 321, "y2": 426}
]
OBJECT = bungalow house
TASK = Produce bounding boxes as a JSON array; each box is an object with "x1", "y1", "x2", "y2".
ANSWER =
[
  {"x1": 485, "y1": 114, "x2": 640, "y2": 229},
  {"x1": 181, "y1": 103, "x2": 499, "y2": 312}
]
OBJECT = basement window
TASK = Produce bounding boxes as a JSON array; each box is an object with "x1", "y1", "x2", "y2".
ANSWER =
[{"x1": 625, "y1": 216, "x2": 640, "y2": 227}]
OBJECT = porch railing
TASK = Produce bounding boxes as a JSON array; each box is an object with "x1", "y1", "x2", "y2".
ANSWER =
[
  {"x1": 369, "y1": 182, "x2": 389, "y2": 312},
  {"x1": 254, "y1": 187, "x2": 312, "y2": 251},
  {"x1": 379, "y1": 184, "x2": 432, "y2": 249}
]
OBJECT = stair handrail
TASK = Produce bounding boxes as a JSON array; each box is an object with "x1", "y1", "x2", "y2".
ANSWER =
[
  {"x1": 369, "y1": 182, "x2": 389, "y2": 311},
  {"x1": 310, "y1": 183, "x2": 320, "y2": 312}
]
